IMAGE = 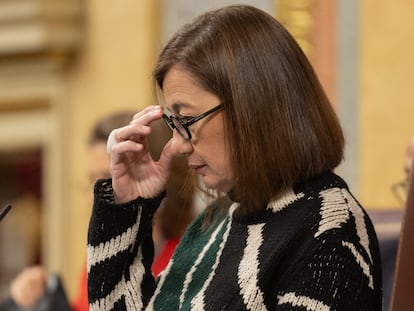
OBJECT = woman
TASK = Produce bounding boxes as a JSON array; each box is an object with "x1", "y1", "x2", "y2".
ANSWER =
[{"x1": 88, "y1": 5, "x2": 382, "y2": 310}]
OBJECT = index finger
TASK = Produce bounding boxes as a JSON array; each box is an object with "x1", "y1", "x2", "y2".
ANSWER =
[
  {"x1": 107, "y1": 106, "x2": 164, "y2": 154},
  {"x1": 130, "y1": 105, "x2": 163, "y2": 126}
]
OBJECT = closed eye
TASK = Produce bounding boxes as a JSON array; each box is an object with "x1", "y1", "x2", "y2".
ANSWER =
[
  {"x1": 164, "y1": 106, "x2": 193, "y2": 122},
  {"x1": 178, "y1": 115, "x2": 194, "y2": 124}
]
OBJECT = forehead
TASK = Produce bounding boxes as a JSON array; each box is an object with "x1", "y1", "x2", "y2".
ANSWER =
[
  {"x1": 162, "y1": 66, "x2": 205, "y2": 111},
  {"x1": 162, "y1": 65, "x2": 222, "y2": 117}
]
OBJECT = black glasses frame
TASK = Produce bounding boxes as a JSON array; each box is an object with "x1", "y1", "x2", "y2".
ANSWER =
[{"x1": 163, "y1": 104, "x2": 223, "y2": 140}]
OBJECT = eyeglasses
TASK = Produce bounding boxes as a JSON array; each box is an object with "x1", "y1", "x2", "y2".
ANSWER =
[{"x1": 163, "y1": 104, "x2": 223, "y2": 140}]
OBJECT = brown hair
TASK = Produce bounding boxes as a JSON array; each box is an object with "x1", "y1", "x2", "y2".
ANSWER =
[{"x1": 153, "y1": 5, "x2": 344, "y2": 215}]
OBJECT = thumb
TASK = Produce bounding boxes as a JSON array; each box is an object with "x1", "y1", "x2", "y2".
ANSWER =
[{"x1": 157, "y1": 139, "x2": 175, "y2": 172}]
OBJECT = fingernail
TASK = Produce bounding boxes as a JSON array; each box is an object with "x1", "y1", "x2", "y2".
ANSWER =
[{"x1": 152, "y1": 105, "x2": 162, "y2": 113}]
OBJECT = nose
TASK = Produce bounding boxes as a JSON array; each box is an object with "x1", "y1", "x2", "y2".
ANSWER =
[{"x1": 170, "y1": 130, "x2": 193, "y2": 156}]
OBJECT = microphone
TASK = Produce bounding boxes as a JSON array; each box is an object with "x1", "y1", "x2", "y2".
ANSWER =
[{"x1": 0, "y1": 204, "x2": 12, "y2": 222}]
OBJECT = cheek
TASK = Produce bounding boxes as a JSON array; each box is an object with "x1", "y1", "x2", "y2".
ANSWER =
[
  {"x1": 203, "y1": 141, "x2": 231, "y2": 175},
  {"x1": 196, "y1": 114, "x2": 231, "y2": 173}
]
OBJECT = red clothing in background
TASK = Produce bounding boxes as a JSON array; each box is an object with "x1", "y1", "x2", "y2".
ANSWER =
[
  {"x1": 71, "y1": 267, "x2": 88, "y2": 311},
  {"x1": 152, "y1": 239, "x2": 179, "y2": 277}
]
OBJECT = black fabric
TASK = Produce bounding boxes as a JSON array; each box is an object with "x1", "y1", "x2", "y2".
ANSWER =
[{"x1": 88, "y1": 172, "x2": 383, "y2": 310}]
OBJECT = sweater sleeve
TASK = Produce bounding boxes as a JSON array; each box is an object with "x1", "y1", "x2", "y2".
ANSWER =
[
  {"x1": 87, "y1": 179, "x2": 165, "y2": 311},
  {"x1": 273, "y1": 233, "x2": 382, "y2": 311}
]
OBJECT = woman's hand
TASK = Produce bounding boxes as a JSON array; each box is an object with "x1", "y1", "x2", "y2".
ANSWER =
[{"x1": 108, "y1": 105, "x2": 174, "y2": 203}]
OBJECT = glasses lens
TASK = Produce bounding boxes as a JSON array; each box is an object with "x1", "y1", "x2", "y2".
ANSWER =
[{"x1": 172, "y1": 118, "x2": 190, "y2": 140}]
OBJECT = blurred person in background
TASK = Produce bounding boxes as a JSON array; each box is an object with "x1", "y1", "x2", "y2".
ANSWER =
[
  {"x1": 381, "y1": 133, "x2": 414, "y2": 310},
  {"x1": 392, "y1": 134, "x2": 414, "y2": 207},
  {"x1": 0, "y1": 150, "x2": 42, "y2": 302},
  {"x1": 404, "y1": 134, "x2": 414, "y2": 184},
  {"x1": 0, "y1": 111, "x2": 197, "y2": 311}
]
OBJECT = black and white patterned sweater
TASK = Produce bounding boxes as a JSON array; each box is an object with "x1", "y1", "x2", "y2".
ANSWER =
[{"x1": 87, "y1": 171, "x2": 382, "y2": 310}]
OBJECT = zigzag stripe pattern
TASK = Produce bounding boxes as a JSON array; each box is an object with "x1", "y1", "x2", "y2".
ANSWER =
[
  {"x1": 87, "y1": 210, "x2": 141, "y2": 272},
  {"x1": 189, "y1": 203, "x2": 236, "y2": 310},
  {"x1": 267, "y1": 189, "x2": 305, "y2": 213},
  {"x1": 238, "y1": 223, "x2": 266, "y2": 311},
  {"x1": 90, "y1": 276, "x2": 125, "y2": 311},
  {"x1": 345, "y1": 191, "x2": 373, "y2": 263},
  {"x1": 87, "y1": 172, "x2": 382, "y2": 310},
  {"x1": 277, "y1": 292, "x2": 330, "y2": 311},
  {"x1": 146, "y1": 258, "x2": 173, "y2": 311},
  {"x1": 179, "y1": 218, "x2": 227, "y2": 309},
  {"x1": 90, "y1": 245, "x2": 145, "y2": 310},
  {"x1": 125, "y1": 245, "x2": 145, "y2": 310},
  {"x1": 315, "y1": 188, "x2": 350, "y2": 238},
  {"x1": 342, "y1": 241, "x2": 374, "y2": 289}
]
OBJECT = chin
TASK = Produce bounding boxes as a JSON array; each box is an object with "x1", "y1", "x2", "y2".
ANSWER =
[{"x1": 202, "y1": 176, "x2": 233, "y2": 193}]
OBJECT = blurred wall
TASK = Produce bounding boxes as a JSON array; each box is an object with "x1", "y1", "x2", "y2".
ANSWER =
[
  {"x1": 0, "y1": 0, "x2": 83, "y2": 300},
  {"x1": 359, "y1": 1, "x2": 414, "y2": 208},
  {"x1": 62, "y1": 0, "x2": 160, "y2": 298}
]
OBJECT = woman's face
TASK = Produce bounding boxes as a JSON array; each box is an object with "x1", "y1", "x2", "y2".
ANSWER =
[{"x1": 162, "y1": 65, "x2": 234, "y2": 193}]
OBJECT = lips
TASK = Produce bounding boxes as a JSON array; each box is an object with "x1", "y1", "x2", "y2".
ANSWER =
[{"x1": 189, "y1": 164, "x2": 205, "y2": 173}]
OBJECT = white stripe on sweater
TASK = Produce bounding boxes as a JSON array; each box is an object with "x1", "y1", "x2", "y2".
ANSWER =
[
  {"x1": 267, "y1": 189, "x2": 304, "y2": 213},
  {"x1": 87, "y1": 210, "x2": 141, "y2": 272},
  {"x1": 89, "y1": 244, "x2": 146, "y2": 311},
  {"x1": 89, "y1": 276, "x2": 125, "y2": 311},
  {"x1": 277, "y1": 292, "x2": 330, "y2": 311},
  {"x1": 315, "y1": 188, "x2": 349, "y2": 238},
  {"x1": 190, "y1": 203, "x2": 237, "y2": 310},
  {"x1": 342, "y1": 241, "x2": 374, "y2": 289},
  {"x1": 125, "y1": 244, "x2": 145, "y2": 310},
  {"x1": 179, "y1": 219, "x2": 226, "y2": 310},
  {"x1": 238, "y1": 223, "x2": 266, "y2": 311},
  {"x1": 344, "y1": 191, "x2": 373, "y2": 263},
  {"x1": 146, "y1": 258, "x2": 174, "y2": 311}
]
